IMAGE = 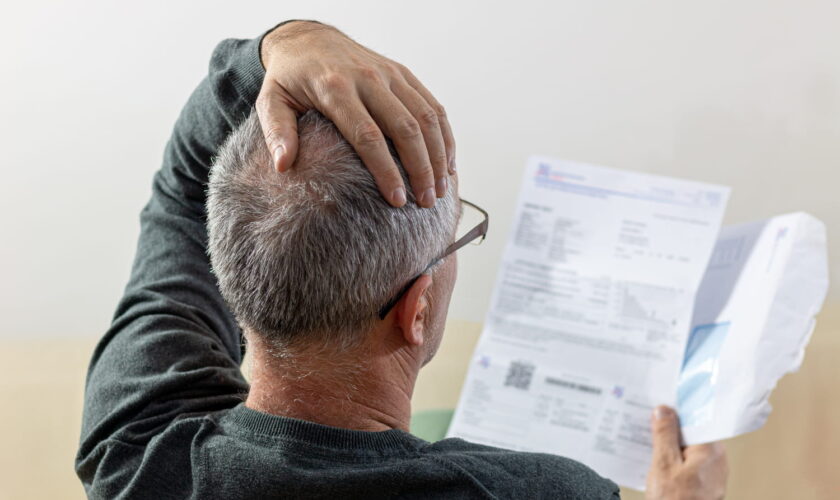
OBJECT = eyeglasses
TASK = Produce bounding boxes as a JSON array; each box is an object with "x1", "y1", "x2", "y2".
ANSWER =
[{"x1": 377, "y1": 199, "x2": 489, "y2": 319}]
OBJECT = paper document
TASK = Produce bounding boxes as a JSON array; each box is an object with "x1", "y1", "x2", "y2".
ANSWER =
[
  {"x1": 679, "y1": 213, "x2": 829, "y2": 444},
  {"x1": 447, "y1": 156, "x2": 828, "y2": 490}
]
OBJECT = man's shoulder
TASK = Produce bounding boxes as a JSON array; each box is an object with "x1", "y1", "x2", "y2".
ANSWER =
[
  {"x1": 420, "y1": 438, "x2": 620, "y2": 499},
  {"x1": 421, "y1": 436, "x2": 597, "y2": 472}
]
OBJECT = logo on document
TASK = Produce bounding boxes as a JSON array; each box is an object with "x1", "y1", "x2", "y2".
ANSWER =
[
  {"x1": 611, "y1": 385, "x2": 625, "y2": 399},
  {"x1": 478, "y1": 355, "x2": 491, "y2": 369},
  {"x1": 536, "y1": 163, "x2": 552, "y2": 178}
]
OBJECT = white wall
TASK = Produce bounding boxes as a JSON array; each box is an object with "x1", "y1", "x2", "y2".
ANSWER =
[{"x1": 2, "y1": 0, "x2": 837, "y2": 338}]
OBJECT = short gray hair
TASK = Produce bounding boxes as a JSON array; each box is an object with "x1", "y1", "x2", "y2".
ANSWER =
[{"x1": 207, "y1": 110, "x2": 458, "y2": 350}]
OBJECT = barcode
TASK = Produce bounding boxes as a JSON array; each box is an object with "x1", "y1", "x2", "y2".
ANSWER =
[
  {"x1": 504, "y1": 361, "x2": 535, "y2": 390},
  {"x1": 545, "y1": 377, "x2": 602, "y2": 395}
]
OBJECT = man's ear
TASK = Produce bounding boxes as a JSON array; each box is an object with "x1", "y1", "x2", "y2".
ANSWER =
[{"x1": 395, "y1": 274, "x2": 433, "y2": 347}]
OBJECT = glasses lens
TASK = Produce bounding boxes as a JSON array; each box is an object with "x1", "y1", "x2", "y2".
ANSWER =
[{"x1": 455, "y1": 201, "x2": 486, "y2": 244}]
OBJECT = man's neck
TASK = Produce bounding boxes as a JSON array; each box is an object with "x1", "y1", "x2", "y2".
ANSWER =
[{"x1": 244, "y1": 333, "x2": 421, "y2": 432}]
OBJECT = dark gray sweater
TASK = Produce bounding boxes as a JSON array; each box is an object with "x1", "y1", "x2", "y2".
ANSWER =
[{"x1": 75, "y1": 27, "x2": 621, "y2": 500}]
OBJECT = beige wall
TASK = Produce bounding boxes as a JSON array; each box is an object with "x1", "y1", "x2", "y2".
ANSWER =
[{"x1": 0, "y1": 0, "x2": 837, "y2": 339}]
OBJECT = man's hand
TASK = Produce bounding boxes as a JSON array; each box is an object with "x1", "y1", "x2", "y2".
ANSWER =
[
  {"x1": 646, "y1": 406, "x2": 728, "y2": 500},
  {"x1": 257, "y1": 21, "x2": 455, "y2": 208}
]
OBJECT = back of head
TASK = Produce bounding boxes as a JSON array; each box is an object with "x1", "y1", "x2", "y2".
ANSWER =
[{"x1": 207, "y1": 111, "x2": 458, "y2": 350}]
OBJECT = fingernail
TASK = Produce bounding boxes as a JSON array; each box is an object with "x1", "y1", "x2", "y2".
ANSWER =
[
  {"x1": 449, "y1": 155, "x2": 456, "y2": 172},
  {"x1": 654, "y1": 407, "x2": 671, "y2": 420},
  {"x1": 420, "y1": 187, "x2": 436, "y2": 207},
  {"x1": 273, "y1": 143, "x2": 286, "y2": 172},
  {"x1": 436, "y1": 176, "x2": 448, "y2": 197},
  {"x1": 392, "y1": 187, "x2": 407, "y2": 206}
]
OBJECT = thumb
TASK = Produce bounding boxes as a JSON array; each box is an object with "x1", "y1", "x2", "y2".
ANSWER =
[
  {"x1": 650, "y1": 405, "x2": 683, "y2": 471},
  {"x1": 255, "y1": 81, "x2": 300, "y2": 172}
]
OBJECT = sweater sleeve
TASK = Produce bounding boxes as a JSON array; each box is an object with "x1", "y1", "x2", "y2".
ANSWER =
[{"x1": 75, "y1": 32, "x2": 269, "y2": 490}]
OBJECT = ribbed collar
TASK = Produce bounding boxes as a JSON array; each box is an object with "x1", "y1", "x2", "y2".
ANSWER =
[{"x1": 225, "y1": 403, "x2": 425, "y2": 454}]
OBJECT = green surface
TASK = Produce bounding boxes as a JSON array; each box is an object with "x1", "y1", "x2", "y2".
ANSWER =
[{"x1": 410, "y1": 409, "x2": 454, "y2": 442}]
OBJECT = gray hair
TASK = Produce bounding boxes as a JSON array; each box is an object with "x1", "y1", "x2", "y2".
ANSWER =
[{"x1": 207, "y1": 110, "x2": 458, "y2": 351}]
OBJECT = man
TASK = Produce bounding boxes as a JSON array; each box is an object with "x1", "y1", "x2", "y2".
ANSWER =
[{"x1": 77, "y1": 20, "x2": 727, "y2": 499}]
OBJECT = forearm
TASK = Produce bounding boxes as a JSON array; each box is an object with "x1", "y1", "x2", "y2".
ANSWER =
[{"x1": 78, "y1": 31, "x2": 270, "y2": 478}]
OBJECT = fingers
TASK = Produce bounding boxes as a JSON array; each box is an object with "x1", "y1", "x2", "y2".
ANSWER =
[
  {"x1": 357, "y1": 83, "x2": 437, "y2": 208},
  {"x1": 650, "y1": 406, "x2": 684, "y2": 471},
  {"x1": 397, "y1": 64, "x2": 456, "y2": 173},
  {"x1": 256, "y1": 80, "x2": 300, "y2": 172},
  {"x1": 259, "y1": 45, "x2": 452, "y2": 209},
  {"x1": 684, "y1": 442, "x2": 727, "y2": 466},
  {"x1": 319, "y1": 85, "x2": 409, "y2": 207},
  {"x1": 389, "y1": 81, "x2": 450, "y2": 198}
]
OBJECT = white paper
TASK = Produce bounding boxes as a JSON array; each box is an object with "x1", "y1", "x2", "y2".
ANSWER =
[
  {"x1": 447, "y1": 157, "x2": 730, "y2": 489},
  {"x1": 678, "y1": 212, "x2": 829, "y2": 444}
]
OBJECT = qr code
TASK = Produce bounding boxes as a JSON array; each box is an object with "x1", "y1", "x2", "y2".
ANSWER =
[{"x1": 504, "y1": 361, "x2": 535, "y2": 390}]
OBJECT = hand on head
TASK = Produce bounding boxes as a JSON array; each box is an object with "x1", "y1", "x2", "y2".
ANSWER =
[
  {"x1": 256, "y1": 20, "x2": 455, "y2": 208},
  {"x1": 646, "y1": 406, "x2": 728, "y2": 500}
]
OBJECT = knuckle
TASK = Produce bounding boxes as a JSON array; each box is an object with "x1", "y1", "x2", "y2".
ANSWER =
[
  {"x1": 417, "y1": 107, "x2": 439, "y2": 127},
  {"x1": 652, "y1": 455, "x2": 672, "y2": 472},
  {"x1": 428, "y1": 145, "x2": 448, "y2": 169},
  {"x1": 320, "y1": 72, "x2": 350, "y2": 93},
  {"x1": 408, "y1": 163, "x2": 434, "y2": 181},
  {"x1": 395, "y1": 62, "x2": 414, "y2": 80},
  {"x1": 386, "y1": 64, "x2": 403, "y2": 79},
  {"x1": 394, "y1": 116, "x2": 422, "y2": 140},
  {"x1": 357, "y1": 66, "x2": 382, "y2": 83},
  {"x1": 679, "y1": 471, "x2": 702, "y2": 491},
  {"x1": 354, "y1": 122, "x2": 383, "y2": 149},
  {"x1": 432, "y1": 152, "x2": 448, "y2": 170},
  {"x1": 262, "y1": 127, "x2": 285, "y2": 147},
  {"x1": 431, "y1": 103, "x2": 447, "y2": 118}
]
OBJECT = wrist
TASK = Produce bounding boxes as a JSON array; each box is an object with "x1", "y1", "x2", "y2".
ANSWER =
[{"x1": 260, "y1": 20, "x2": 333, "y2": 70}]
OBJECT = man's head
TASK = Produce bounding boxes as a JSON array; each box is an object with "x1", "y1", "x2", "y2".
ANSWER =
[{"x1": 207, "y1": 111, "x2": 459, "y2": 362}]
